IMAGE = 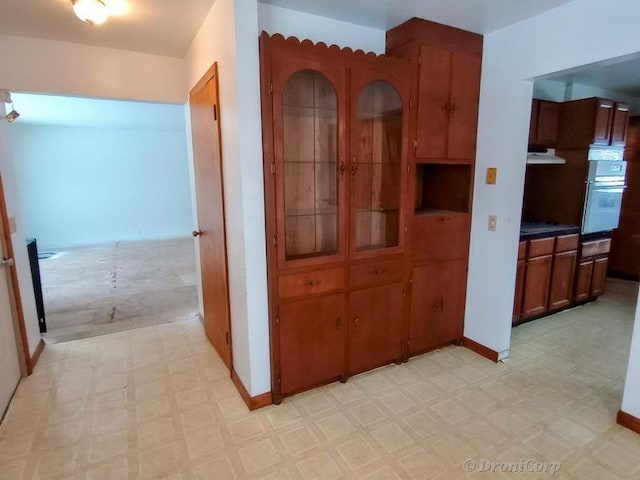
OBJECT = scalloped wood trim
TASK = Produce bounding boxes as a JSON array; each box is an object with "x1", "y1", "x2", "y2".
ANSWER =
[{"x1": 260, "y1": 31, "x2": 413, "y2": 67}]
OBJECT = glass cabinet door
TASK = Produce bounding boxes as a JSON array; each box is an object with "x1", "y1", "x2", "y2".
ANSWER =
[
  {"x1": 353, "y1": 81, "x2": 403, "y2": 252},
  {"x1": 281, "y1": 70, "x2": 340, "y2": 262}
]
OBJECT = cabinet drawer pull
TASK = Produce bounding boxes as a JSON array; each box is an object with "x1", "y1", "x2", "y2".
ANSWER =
[
  {"x1": 351, "y1": 157, "x2": 358, "y2": 176},
  {"x1": 309, "y1": 280, "x2": 320, "y2": 287},
  {"x1": 339, "y1": 161, "x2": 346, "y2": 176},
  {"x1": 437, "y1": 216, "x2": 451, "y2": 222},
  {"x1": 352, "y1": 317, "x2": 360, "y2": 329},
  {"x1": 336, "y1": 317, "x2": 343, "y2": 330}
]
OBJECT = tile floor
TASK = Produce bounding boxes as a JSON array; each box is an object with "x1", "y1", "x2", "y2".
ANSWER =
[
  {"x1": 39, "y1": 239, "x2": 199, "y2": 343},
  {"x1": 1, "y1": 279, "x2": 639, "y2": 479}
]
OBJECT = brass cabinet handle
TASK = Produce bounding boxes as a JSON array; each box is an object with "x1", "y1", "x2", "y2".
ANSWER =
[
  {"x1": 443, "y1": 100, "x2": 450, "y2": 113},
  {"x1": 351, "y1": 157, "x2": 358, "y2": 176},
  {"x1": 375, "y1": 269, "x2": 384, "y2": 276},
  {"x1": 353, "y1": 317, "x2": 360, "y2": 329},
  {"x1": 309, "y1": 280, "x2": 320, "y2": 287},
  {"x1": 450, "y1": 101, "x2": 456, "y2": 116},
  {"x1": 339, "y1": 161, "x2": 346, "y2": 176},
  {"x1": 336, "y1": 317, "x2": 344, "y2": 330}
]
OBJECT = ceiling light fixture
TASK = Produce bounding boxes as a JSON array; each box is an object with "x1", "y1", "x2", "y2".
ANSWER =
[
  {"x1": 3, "y1": 108, "x2": 19, "y2": 123},
  {"x1": 72, "y1": 0, "x2": 108, "y2": 26}
]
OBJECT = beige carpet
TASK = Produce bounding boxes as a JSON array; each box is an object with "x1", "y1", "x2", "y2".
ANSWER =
[{"x1": 39, "y1": 238, "x2": 199, "y2": 343}]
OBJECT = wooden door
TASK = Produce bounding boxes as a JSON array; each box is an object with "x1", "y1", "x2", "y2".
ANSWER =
[
  {"x1": 190, "y1": 64, "x2": 232, "y2": 369},
  {"x1": 548, "y1": 250, "x2": 577, "y2": 310},
  {"x1": 348, "y1": 284, "x2": 402, "y2": 374},
  {"x1": 591, "y1": 257, "x2": 608, "y2": 297},
  {"x1": 349, "y1": 63, "x2": 410, "y2": 259},
  {"x1": 536, "y1": 101, "x2": 560, "y2": 147},
  {"x1": 513, "y1": 259, "x2": 526, "y2": 322},
  {"x1": 593, "y1": 99, "x2": 615, "y2": 145},
  {"x1": 448, "y1": 51, "x2": 481, "y2": 159},
  {"x1": 610, "y1": 103, "x2": 630, "y2": 146},
  {"x1": 521, "y1": 254, "x2": 552, "y2": 318},
  {"x1": 416, "y1": 46, "x2": 450, "y2": 159},
  {"x1": 409, "y1": 259, "x2": 466, "y2": 355},
  {"x1": 575, "y1": 260, "x2": 594, "y2": 302},
  {"x1": 279, "y1": 294, "x2": 346, "y2": 394},
  {"x1": 270, "y1": 57, "x2": 347, "y2": 270}
]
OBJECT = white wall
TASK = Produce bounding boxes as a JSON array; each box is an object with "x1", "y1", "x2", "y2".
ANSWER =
[
  {"x1": 622, "y1": 288, "x2": 640, "y2": 419},
  {"x1": 0, "y1": 34, "x2": 186, "y2": 103},
  {"x1": 7, "y1": 124, "x2": 193, "y2": 249},
  {"x1": 466, "y1": 0, "x2": 640, "y2": 403},
  {"x1": 258, "y1": 4, "x2": 386, "y2": 54},
  {"x1": 185, "y1": 0, "x2": 270, "y2": 396},
  {"x1": 0, "y1": 108, "x2": 41, "y2": 357}
]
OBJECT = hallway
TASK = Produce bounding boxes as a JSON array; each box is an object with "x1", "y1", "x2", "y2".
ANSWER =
[{"x1": 0, "y1": 280, "x2": 638, "y2": 479}]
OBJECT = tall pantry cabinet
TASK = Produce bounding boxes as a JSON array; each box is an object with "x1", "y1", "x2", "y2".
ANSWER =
[
  {"x1": 260, "y1": 33, "x2": 412, "y2": 402},
  {"x1": 260, "y1": 18, "x2": 483, "y2": 403}
]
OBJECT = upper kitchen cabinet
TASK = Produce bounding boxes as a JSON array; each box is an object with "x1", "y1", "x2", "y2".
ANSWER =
[
  {"x1": 387, "y1": 18, "x2": 483, "y2": 163},
  {"x1": 529, "y1": 99, "x2": 560, "y2": 148},
  {"x1": 557, "y1": 97, "x2": 630, "y2": 149}
]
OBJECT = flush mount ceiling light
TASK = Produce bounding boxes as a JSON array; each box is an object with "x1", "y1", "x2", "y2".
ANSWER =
[{"x1": 72, "y1": 0, "x2": 108, "y2": 26}]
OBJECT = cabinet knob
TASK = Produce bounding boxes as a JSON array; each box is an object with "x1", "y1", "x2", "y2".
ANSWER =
[
  {"x1": 192, "y1": 230, "x2": 202, "y2": 237},
  {"x1": 309, "y1": 280, "x2": 320, "y2": 287}
]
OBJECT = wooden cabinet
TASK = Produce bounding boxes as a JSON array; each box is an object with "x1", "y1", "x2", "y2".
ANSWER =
[
  {"x1": 521, "y1": 237, "x2": 554, "y2": 319},
  {"x1": 513, "y1": 241, "x2": 527, "y2": 322},
  {"x1": 558, "y1": 97, "x2": 630, "y2": 148},
  {"x1": 575, "y1": 260, "x2": 594, "y2": 302},
  {"x1": 260, "y1": 33, "x2": 411, "y2": 401},
  {"x1": 548, "y1": 234, "x2": 578, "y2": 311},
  {"x1": 409, "y1": 259, "x2": 467, "y2": 355},
  {"x1": 529, "y1": 99, "x2": 560, "y2": 148},
  {"x1": 415, "y1": 46, "x2": 481, "y2": 160},
  {"x1": 574, "y1": 239, "x2": 610, "y2": 303},
  {"x1": 591, "y1": 257, "x2": 608, "y2": 296},
  {"x1": 349, "y1": 284, "x2": 403, "y2": 374},
  {"x1": 279, "y1": 294, "x2": 346, "y2": 394}
]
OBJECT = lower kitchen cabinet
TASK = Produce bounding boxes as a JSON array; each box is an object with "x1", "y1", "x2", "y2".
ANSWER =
[
  {"x1": 348, "y1": 284, "x2": 403, "y2": 375},
  {"x1": 548, "y1": 249, "x2": 578, "y2": 311},
  {"x1": 591, "y1": 257, "x2": 608, "y2": 296},
  {"x1": 279, "y1": 294, "x2": 346, "y2": 395},
  {"x1": 575, "y1": 260, "x2": 594, "y2": 302},
  {"x1": 521, "y1": 254, "x2": 553, "y2": 318},
  {"x1": 409, "y1": 259, "x2": 467, "y2": 355},
  {"x1": 513, "y1": 241, "x2": 527, "y2": 322}
]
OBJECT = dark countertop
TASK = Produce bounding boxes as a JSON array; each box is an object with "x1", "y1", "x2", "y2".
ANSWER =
[{"x1": 520, "y1": 222, "x2": 581, "y2": 240}]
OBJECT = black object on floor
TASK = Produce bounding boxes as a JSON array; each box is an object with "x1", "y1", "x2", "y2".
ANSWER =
[{"x1": 26, "y1": 237, "x2": 46, "y2": 333}]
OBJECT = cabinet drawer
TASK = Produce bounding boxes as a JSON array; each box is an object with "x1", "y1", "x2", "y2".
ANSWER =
[
  {"x1": 413, "y1": 213, "x2": 470, "y2": 263},
  {"x1": 518, "y1": 241, "x2": 527, "y2": 260},
  {"x1": 350, "y1": 259, "x2": 404, "y2": 289},
  {"x1": 528, "y1": 237, "x2": 554, "y2": 257},
  {"x1": 279, "y1": 267, "x2": 345, "y2": 299},
  {"x1": 581, "y1": 238, "x2": 611, "y2": 258},
  {"x1": 555, "y1": 234, "x2": 579, "y2": 253}
]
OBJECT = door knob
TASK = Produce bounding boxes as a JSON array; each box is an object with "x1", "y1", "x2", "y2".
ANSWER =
[{"x1": 192, "y1": 230, "x2": 202, "y2": 237}]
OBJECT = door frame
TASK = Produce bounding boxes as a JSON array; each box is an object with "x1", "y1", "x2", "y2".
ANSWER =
[
  {"x1": 189, "y1": 62, "x2": 233, "y2": 368},
  {"x1": 0, "y1": 171, "x2": 31, "y2": 375}
]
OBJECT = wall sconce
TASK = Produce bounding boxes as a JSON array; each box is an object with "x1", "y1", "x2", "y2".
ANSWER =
[
  {"x1": 3, "y1": 107, "x2": 20, "y2": 123},
  {"x1": 72, "y1": 0, "x2": 108, "y2": 25}
]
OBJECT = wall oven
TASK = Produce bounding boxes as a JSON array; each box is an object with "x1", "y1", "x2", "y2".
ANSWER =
[{"x1": 582, "y1": 160, "x2": 627, "y2": 234}]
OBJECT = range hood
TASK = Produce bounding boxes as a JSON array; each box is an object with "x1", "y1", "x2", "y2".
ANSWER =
[{"x1": 526, "y1": 148, "x2": 566, "y2": 165}]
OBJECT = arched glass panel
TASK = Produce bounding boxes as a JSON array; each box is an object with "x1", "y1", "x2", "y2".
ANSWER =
[
  {"x1": 354, "y1": 81, "x2": 402, "y2": 251},
  {"x1": 282, "y1": 70, "x2": 339, "y2": 260}
]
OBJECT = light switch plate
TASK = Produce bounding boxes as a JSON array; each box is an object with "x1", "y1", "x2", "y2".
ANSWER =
[
  {"x1": 488, "y1": 215, "x2": 497, "y2": 232},
  {"x1": 486, "y1": 167, "x2": 497, "y2": 185}
]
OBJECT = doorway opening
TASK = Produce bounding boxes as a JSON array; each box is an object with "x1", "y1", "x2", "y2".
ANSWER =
[{"x1": 5, "y1": 92, "x2": 199, "y2": 343}]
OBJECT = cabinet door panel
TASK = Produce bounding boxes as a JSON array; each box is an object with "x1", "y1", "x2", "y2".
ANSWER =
[
  {"x1": 548, "y1": 250, "x2": 577, "y2": 311},
  {"x1": 413, "y1": 213, "x2": 470, "y2": 263},
  {"x1": 416, "y1": 46, "x2": 450, "y2": 159},
  {"x1": 535, "y1": 101, "x2": 560, "y2": 147},
  {"x1": 513, "y1": 259, "x2": 526, "y2": 322},
  {"x1": 279, "y1": 294, "x2": 346, "y2": 394},
  {"x1": 575, "y1": 260, "x2": 594, "y2": 302},
  {"x1": 410, "y1": 260, "x2": 467, "y2": 354},
  {"x1": 529, "y1": 100, "x2": 539, "y2": 146},
  {"x1": 611, "y1": 103, "x2": 630, "y2": 146},
  {"x1": 349, "y1": 284, "x2": 403, "y2": 374},
  {"x1": 593, "y1": 99, "x2": 615, "y2": 145},
  {"x1": 522, "y1": 255, "x2": 552, "y2": 318},
  {"x1": 448, "y1": 52, "x2": 481, "y2": 159},
  {"x1": 591, "y1": 257, "x2": 608, "y2": 297}
]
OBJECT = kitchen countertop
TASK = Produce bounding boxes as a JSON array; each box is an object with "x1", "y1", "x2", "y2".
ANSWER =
[{"x1": 520, "y1": 222, "x2": 581, "y2": 240}]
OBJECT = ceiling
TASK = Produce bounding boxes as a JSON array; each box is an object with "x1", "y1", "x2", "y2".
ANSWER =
[
  {"x1": 0, "y1": 0, "x2": 216, "y2": 58},
  {"x1": 259, "y1": 0, "x2": 577, "y2": 34},
  {"x1": 0, "y1": 0, "x2": 577, "y2": 59},
  {"x1": 8, "y1": 93, "x2": 186, "y2": 130},
  {"x1": 544, "y1": 54, "x2": 640, "y2": 98}
]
